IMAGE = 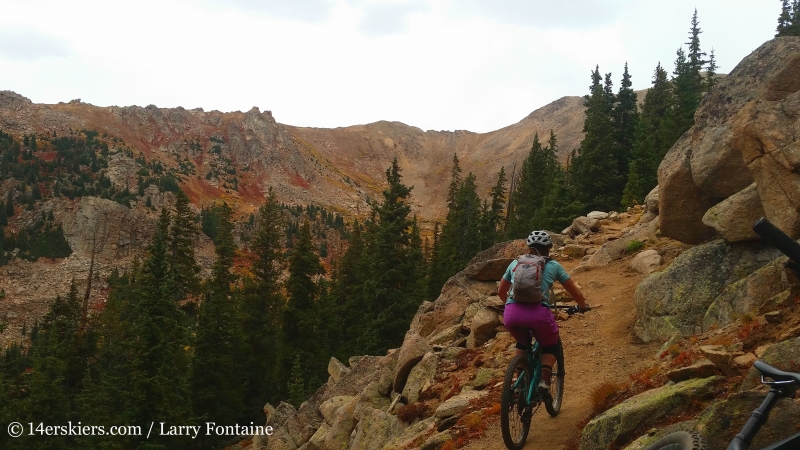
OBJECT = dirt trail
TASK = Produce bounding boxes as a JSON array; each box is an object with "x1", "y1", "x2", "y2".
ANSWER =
[{"x1": 463, "y1": 220, "x2": 663, "y2": 450}]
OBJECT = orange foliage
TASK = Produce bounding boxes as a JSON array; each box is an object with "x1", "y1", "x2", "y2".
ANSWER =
[
  {"x1": 738, "y1": 320, "x2": 762, "y2": 340},
  {"x1": 590, "y1": 381, "x2": 625, "y2": 414},
  {"x1": 440, "y1": 441, "x2": 457, "y2": 450},
  {"x1": 485, "y1": 402, "x2": 501, "y2": 416},
  {"x1": 396, "y1": 403, "x2": 430, "y2": 424},
  {"x1": 629, "y1": 365, "x2": 660, "y2": 389}
]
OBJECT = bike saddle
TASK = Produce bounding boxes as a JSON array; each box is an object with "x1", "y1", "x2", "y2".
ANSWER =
[{"x1": 754, "y1": 360, "x2": 800, "y2": 386}]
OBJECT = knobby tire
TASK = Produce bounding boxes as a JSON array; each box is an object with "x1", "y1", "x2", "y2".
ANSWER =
[
  {"x1": 643, "y1": 431, "x2": 707, "y2": 450},
  {"x1": 501, "y1": 355, "x2": 532, "y2": 450}
]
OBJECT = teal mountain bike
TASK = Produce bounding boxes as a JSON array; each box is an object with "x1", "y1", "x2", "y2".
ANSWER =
[{"x1": 500, "y1": 304, "x2": 583, "y2": 450}]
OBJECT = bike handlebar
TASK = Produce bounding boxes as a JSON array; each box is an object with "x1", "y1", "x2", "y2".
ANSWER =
[
  {"x1": 752, "y1": 217, "x2": 800, "y2": 264},
  {"x1": 552, "y1": 304, "x2": 591, "y2": 315}
]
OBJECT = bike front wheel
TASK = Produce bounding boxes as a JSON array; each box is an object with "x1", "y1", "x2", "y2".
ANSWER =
[
  {"x1": 501, "y1": 355, "x2": 532, "y2": 450},
  {"x1": 643, "y1": 431, "x2": 707, "y2": 450},
  {"x1": 544, "y1": 356, "x2": 564, "y2": 417}
]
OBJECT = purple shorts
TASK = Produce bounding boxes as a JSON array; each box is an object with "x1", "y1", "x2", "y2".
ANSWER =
[{"x1": 503, "y1": 302, "x2": 560, "y2": 348}]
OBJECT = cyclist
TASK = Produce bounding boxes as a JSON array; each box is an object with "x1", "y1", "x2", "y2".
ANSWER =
[{"x1": 498, "y1": 230, "x2": 589, "y2": 396}]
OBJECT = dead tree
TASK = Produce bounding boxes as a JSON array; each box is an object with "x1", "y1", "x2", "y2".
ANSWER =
[{"x1": 80, "y1": 211, "x2": 111, "y2": 333}]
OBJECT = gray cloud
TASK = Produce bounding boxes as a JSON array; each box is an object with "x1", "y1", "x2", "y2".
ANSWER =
[
  {"x1": 354, "y1": 0, "x2": 430, "y2": 36},
  {"x1": 201, "y1": 0, "x2": 334, "y2": 21},
  {"x1": 0, "y1": 28, "x2": 70, "y2": 61},
  {"x1": 456, "y1": 0, "x2": 636, "y2": 29}
]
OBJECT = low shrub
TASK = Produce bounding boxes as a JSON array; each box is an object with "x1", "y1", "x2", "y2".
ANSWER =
[
  {"x1": 396, "y1": 402, "x2": 430, "y2": 423},
  {"x1": 590, "y1": 381, "x2": 625, "y2": 414},
  {"x1": 625, "y1": 240, "x2": 644, "y2": 253}
]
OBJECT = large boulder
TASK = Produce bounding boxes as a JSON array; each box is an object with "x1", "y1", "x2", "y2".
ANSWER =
[
  {"x1": 327, "y1": 356, "x2": 390, "y2": 399},
  {"x1": 402, "y1": 352, "x2": 439, "y2": 404},
  {"x1": 634, "y1": 240, "x2": 780, "y2": 343},
  {"x1": 463, "y1": 258, "x2": 513, "y2": 281},
  {"x1": 321, "y1": 396, "x2": 359, "y2": 450},
  {"x1": 393, "y1": 333, "x2": 432, "y2": 394},
  {"x1": 702, "y1": 258, "x2": 790, "y2": 330},
  {"x1": 267, "y1": 426, "x2": 298, "y2": 450},
  {"x1": 349, "y1": 405, "x2": 403, "y2": 450},
  {"x1": 466, "y1": 307, "x2": 501, "y2": 348},
  {"x1": 659, "y1": 37, "x2": 800, "y2": 244},
  {"x1": 571, "y1": 216, "x2": 601, "y2": 235},
  {"x1": 579, "y1": 377, "x2": 722, "y2": 450},
  {"x1": 327, "y1": 357, "x2": 350, "y2": 384},
  {"x1": 319, "y1": 396, "x2": 354, "y2": 424},
  {"x1": 409, "y1": 273, "x2": 496, "y2": 339},
  {"x1": 434, "y1": 390, "x2": 489, "y2": 419},
  {"x1": 382, "y1": 418, "x2": 436, "y2": 450},
  {"x1": 702, "y1": 183, "x2": 766, "y2": 242}
]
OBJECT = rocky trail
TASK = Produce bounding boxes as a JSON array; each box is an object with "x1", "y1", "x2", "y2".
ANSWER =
[{"x1": 462, "y1": 216, "x2": 663, "y2": 450}]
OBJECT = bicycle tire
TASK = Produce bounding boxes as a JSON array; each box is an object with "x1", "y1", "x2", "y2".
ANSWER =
[
  {"x1": 501, "y1": 355, "x2": 532, "y2": 450},
  {"x1": 545, "y1": 355, "x2": 564, "y2": 417},
  {"x1": 643, "y1": 431, "x2": 707, "y2": 450}
]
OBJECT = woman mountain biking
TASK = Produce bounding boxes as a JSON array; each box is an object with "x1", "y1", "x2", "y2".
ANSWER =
[{"x1": 498, "y1": 230, "x2": 590, "y2": 394}]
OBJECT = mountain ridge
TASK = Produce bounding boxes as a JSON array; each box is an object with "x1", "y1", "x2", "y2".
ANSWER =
[{"x1": 0, "y1": 90, "x2": 587, "y2": 221}]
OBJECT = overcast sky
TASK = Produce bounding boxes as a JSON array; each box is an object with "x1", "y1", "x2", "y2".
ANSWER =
[{"x1": 0, "y1": 0, "x2": 779, "y2": 133}]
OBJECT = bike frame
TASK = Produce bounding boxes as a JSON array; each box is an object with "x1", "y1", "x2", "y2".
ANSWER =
[
  {"x1": 511, "y1": 340, "x2": 543, "y2": 408},
  {"x1": 511, "y1": 334, "x2": 566, "y2": 408},
  {"x1": 726, "y1": 387, "x2": 800, "y2": 450}
]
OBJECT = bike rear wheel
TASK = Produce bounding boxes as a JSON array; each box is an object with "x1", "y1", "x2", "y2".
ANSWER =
[
  {"x1": 501, "y1": 355, "x2": 532, "y2": 450},
  {"x1": 643, "y1": 431, "x2": 706, "y2": 450},
  {"x1": 544, "y1": 356, "x2": 564, "y2": 417}
]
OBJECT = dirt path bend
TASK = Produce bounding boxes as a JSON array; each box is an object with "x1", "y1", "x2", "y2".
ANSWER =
[{"x1": 464, "y1": 233, "x2": 662, "y2": 450}]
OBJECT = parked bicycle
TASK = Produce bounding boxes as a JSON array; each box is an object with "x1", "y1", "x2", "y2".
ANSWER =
[
  {"x1": 500, "y1": 304, "x2": 585, "y2": 450},
  {"x1": 644, "y1": 217, "x2": 800, "y2": 450}
]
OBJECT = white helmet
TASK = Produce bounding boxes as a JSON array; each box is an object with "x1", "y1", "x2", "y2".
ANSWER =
[{"x1": 526, "y1": 230, "x2": 552, "y2": 247}]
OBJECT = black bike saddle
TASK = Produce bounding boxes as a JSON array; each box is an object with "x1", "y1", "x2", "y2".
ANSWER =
[{"x1": 754, "y1": 360, "x2": 800, "y2": 385}]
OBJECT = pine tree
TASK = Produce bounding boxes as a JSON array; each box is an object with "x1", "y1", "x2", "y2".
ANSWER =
[
  {"x1": 191, "y1": 202, "x2": 244, "y2": 445},
  {"x1": 169, "y1": 189, "x2": 200, "y2": 298},
  {"x1": 622, "y1": 63, "x2": 675, "y2": 206},
  {"x1": 241, "y1": 189, "x2": 286, "y2": 416},
  {"x1": 446, "y1": 154, "x2": 462, "y2": 207},
  {"x1": 17, "y1": 283, "x2": 85, "y2": 450},
  {"x1": 128, "y1": 222, "x2": 192, "y2": 450},
  {"x1": 76, "y1": 268, "x2": 138, "y2": 449},
  {"x1": 573, "y1": 66, "x2": 623, "y2": 212},
  {"x1": 287, "y1": 354, "x2": 307, "y2": 408},
  {"x1": 328, "y1": 220, "x2": 371, "y2": 351},
  {"x1": 480, "y1": 167, "x2": 507, "y2": 248},
  {"x1": 361, "y1": 159, "x2": 425, "y2": 353},
  {"x1": 666, "y1": 11, "x2": 709, "y2": 141},
  {"x1": 776, "y1": 0, "x2": 800, "y2": 36},
  {"x1": 613, "y1": 63, "x2": 639, "y2": 187},
  {"x1": 706, "y1": 49, "x2": 718, "y2": 91},
  {"x1": 438, "y1": 172, "x2": 482, "y2": 276},
  {"x1": 508, "y1": 133, "x2": 550, "y2": 236},
  {"x1": 282, "y1": 218, "x2": 325, "y2": 390}
]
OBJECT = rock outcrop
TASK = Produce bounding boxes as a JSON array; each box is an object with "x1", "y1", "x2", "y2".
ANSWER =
[
  {"x1": 658, "y1": 37, "x2": 800, "y2": 244},
  {"x1": 634, "y1": 240, "x2": 781, "y2": 343}
]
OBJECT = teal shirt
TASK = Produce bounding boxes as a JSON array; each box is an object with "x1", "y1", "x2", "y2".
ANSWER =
[{"x1": 503, "y1": 259, "x2": 570, "y2": 305}]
